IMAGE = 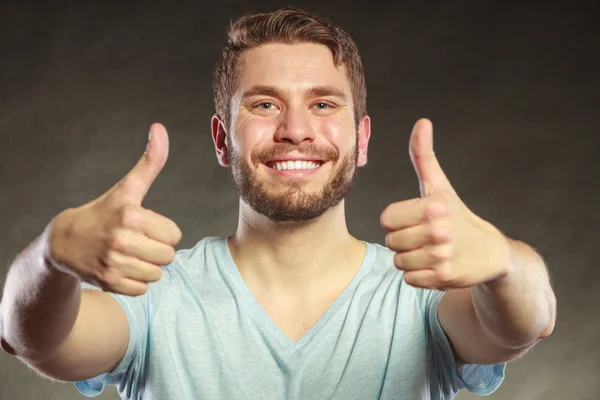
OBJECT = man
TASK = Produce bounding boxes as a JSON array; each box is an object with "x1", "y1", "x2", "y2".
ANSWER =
[{"x1": 0, "y1": 7, "x2": 556, "y2": 399}]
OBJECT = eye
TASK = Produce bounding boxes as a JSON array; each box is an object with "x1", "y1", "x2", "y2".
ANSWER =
[
  {"x1": 257, "y1": 102, "x2": 275, "y2": 110},
  {"x1": 314, "y1": 102, "x2": 330, "y2": 109}
]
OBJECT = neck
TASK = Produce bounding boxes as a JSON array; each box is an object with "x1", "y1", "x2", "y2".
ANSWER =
[{"x1": 228, "y1": 199, "x2": 365, "y2": 292}]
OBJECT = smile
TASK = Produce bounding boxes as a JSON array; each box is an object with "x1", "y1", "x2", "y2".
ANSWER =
[
  {"x1": 266, "y1": 160, "x2": 323, "y2": 171},
  {"x1": 262, "y1": 160, "x2": 327, "y2": 177}
]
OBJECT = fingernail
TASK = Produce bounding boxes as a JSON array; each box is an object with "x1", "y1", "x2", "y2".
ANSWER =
[{"x1": 146, "y1": 128, "x2": 152, "y2": 151}]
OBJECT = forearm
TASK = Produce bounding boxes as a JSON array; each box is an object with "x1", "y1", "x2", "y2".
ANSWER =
[
  {"x1": 0, "y1": 214, "x2": 81, "y2": 362},
  {"x1": 472, "y1": 238, "x2": 556, "y2": 349}
]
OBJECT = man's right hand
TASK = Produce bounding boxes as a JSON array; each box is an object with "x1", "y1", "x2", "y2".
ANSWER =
[{"x1": 48, "y1": 123, "x2": 182, "y2": 296}]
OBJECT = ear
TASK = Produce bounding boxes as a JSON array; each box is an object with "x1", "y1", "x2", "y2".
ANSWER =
[
  {"x1": 357, "y1": 115, "x2": 371, "y2": 167},
  {"x1": 211, "y1": 114, "x2": 230, "y2": 167}
]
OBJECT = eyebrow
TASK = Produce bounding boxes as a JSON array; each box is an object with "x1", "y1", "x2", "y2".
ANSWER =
[
  {"x1": 306, "y1": 85, "x2": 347, "y2": 101},
  {"x1": 241, "y1": 85, "x2": 348, "y2": 101}
]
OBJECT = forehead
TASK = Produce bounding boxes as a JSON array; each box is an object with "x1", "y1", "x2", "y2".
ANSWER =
[{"x1": 234, "y1": 42, "x2": 351, "y2": 97}]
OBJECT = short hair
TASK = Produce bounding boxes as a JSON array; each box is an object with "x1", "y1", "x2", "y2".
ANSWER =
[{"x1": 212, "y1": 7, "x2": 367, "y2": 130}]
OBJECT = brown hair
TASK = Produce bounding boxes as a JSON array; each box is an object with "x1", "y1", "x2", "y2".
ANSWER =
[{"x1": 212, "y1": 7, "x2": 367, "y2": 130}]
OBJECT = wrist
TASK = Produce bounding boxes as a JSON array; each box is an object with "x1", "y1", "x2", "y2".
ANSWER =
[
  {"x1": 43, "y1": 209, "x2": 77, "y2": 276},
  {"x1": 480, "y1": 231, "x2": 515, "y2": 292}
]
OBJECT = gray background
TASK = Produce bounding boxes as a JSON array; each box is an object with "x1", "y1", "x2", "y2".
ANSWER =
[{"x1": 1, "y1": 0, "x2": 598, "y2": 399}]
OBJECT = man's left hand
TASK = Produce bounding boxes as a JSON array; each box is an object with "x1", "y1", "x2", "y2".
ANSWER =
[{"x1": 380, "y1": 118, "x2": 512, "y2": 290}]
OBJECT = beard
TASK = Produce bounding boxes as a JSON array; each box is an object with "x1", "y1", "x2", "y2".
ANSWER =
[{"x1": 227, "y1": 136, "x2": 359, "y2": 222}]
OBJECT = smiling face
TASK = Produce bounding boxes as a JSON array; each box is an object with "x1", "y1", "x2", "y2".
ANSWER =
[{"x1": 212, "y1": 42, "x2": 371, "y2": 222}]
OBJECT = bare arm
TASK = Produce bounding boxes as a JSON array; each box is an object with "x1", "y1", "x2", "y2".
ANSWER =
[
  {"x1": 439, "y1": 238, "x2": 556, "y2": 367},
  {"x1": 0, "y1": 214, "x2": 129, "y2": 381},
  {"x1": 378, "y1": 119, "x2": 556, "y2": 368},
  {"x1": 31, "y1": 289, "x2": 130, "y2": 382},
  {"x1": 0, "y1": 123, "x2": 180, "y2": 381}
]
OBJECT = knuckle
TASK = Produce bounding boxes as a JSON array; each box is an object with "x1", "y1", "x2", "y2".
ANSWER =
[
  {"x1": 430, "y1": 227, "x2": 449, "y2": 243},
  {"x1": 431, "y1": 199, "x2": 447, "y2": 210},
  {"x1": 429, "y1": 249, "x2": 444, "y2": 261},
  {"x1": 165, "y1": 220, "x2": 182, "y2": 245},
  {"x1": 385, "y1": 233, "x2": 393, "y2": 248},
  {"x1": 434, "y1": 282, "x2": 448, "y2": 291},
  {"x1": 380, "y1": 205, "x2": 394, "y2": 227},
  {"x1": 149, "y1": 267, "x2": 164, "y2": 282},
  {"x1": 393, "y1": 252, "x2": 403, "y2": 269},
  {"x1": 429, "y1": 245, "x2": 451, "y2": 261},
  {"x1": 164, "y1": 246, "x2": 176, "y2": 263},
  {"x1": 403, "y1": 273, "x2": 416, "y2": 286},
  {"x1": 426, "y1": 200, "x2": 448, "y2": 219},
  {"x1": 174, "y1": 226, "x2": 183, "y2": 244},
  {"x1": 119, "y1": 205, "x2": 140, "y2": 229},
  {"x1": 102, "y1": 249, "x2": 121, "y2": 268},
  {"x1": 403, "y1": 273, "x2": 426, "y2": 289},
  {"x1": 97, "y1": 268, "x2": 120, "y2": 287},
  {"x1": 108, "y1": 231, "x2": 129, "y2": 252},
  {"x1": 129, "y1": 283, "x2": 149, "y2": 296},
  {"x1": 435, "y1": 266, "x2": 455, "y2": 285},
  {"x1": 104, "y1": 272, "x2": 120, "y2": 287}
]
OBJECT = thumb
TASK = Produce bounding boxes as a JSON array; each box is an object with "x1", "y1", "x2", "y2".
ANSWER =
[
  {"x1": 409, "y1": 118, "x2": 455, "y2": 197},
  {"x1": 114, "y1": 123, "x2": 170, "y2": 205}
]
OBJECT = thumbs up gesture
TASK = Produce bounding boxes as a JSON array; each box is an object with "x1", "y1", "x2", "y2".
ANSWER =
[
  {"x1": 380, "y1": 119, "x2": 511, "y2": 290},
  {"x1": 48, "y1": 123, "x2": 182, "y2": 296}
]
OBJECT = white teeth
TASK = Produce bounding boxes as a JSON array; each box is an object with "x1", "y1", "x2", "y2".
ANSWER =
[{"x1": 272, "y1": 160, "x2": 321, "y2": 171}]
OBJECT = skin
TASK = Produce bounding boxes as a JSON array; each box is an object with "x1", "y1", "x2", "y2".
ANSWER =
[
  {"x1": 211, "y1": 41, "x2": 556, "y2": 361},
  {"x1": 212, "y1": 43, "x2": 371, "y2": 311},
  {"x1": 0, "y1": 40, "x2": 554, "y2": 383}
]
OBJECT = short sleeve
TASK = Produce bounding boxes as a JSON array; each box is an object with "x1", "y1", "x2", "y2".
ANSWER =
[
  {"x1": 74, "y1": 282, "x2": 150, "y2": 398},
  {"x1": 419, "y1": 288, "x2": 506, "y2": 397}
]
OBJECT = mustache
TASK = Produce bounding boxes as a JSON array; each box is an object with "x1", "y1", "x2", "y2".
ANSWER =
[{"x1": 251, "y1": 144, "x2": 339, "y2": 163}]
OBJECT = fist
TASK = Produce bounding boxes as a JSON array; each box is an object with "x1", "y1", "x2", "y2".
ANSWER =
[
  {"x1": 380, "y1": 119, "x2": 510, "y2": 290},
  {"x1": 48, "y1": 123, "x2": 182, "y2": 296}
]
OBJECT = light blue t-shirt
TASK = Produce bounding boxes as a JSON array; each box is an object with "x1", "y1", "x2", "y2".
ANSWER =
[{"x1": 75, "y1": 237, "x2": 505, "y2": 399}]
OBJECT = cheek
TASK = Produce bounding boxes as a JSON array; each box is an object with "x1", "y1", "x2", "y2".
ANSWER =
[
  {"x1": 317, "y1": 117, "x2": 356, "y2": 151},
  {"x1": 234, "y1": 115, "x2": 277, "y2": 150}
]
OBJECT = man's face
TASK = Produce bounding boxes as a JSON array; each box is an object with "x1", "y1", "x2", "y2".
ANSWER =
[{"x1": 216, "y1": 42, "x2": 370, "y2": 222}]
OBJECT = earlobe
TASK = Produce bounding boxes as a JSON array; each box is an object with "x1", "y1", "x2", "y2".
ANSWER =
[
  {"x1": 211, "y1": 114, "x2": 230, "y2": 167},
  {"x1": 357, "y1": 116, "x2": 371, "y2": 167}
]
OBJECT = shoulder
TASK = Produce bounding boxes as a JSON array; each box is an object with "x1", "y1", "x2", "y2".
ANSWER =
[
  {"x1": 170, "y1": 236, "x2": 226, "y2": 266},
  {"x1": 162, "y1": 236, "x2": 227, "y2": 277},
  {"x1": 363, "y1": 241, "x2": 395, "y2": 267},
  {"x1": 362, "y1": 241, "x2": 443, "y2": 314},
  {"x1": 145, "y1": 236, "x2": 228, "y2": 310},
  {"x1": 362, "y1": 240, "x2": 403, "y2": 281}
]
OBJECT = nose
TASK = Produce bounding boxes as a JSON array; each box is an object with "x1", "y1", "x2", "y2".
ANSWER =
[{"x1": 274, "y1": 108, "x2": 316, "y2": 144}]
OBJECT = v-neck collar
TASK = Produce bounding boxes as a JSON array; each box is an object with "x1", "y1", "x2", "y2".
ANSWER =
[{"x1": 217, "y1": 237, "x2": 376, "y2": 353}]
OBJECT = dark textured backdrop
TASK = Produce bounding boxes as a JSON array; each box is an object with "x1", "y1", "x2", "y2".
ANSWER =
[{"x1": 1, "y1": 1, "x2": 598, "y2": 399}]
